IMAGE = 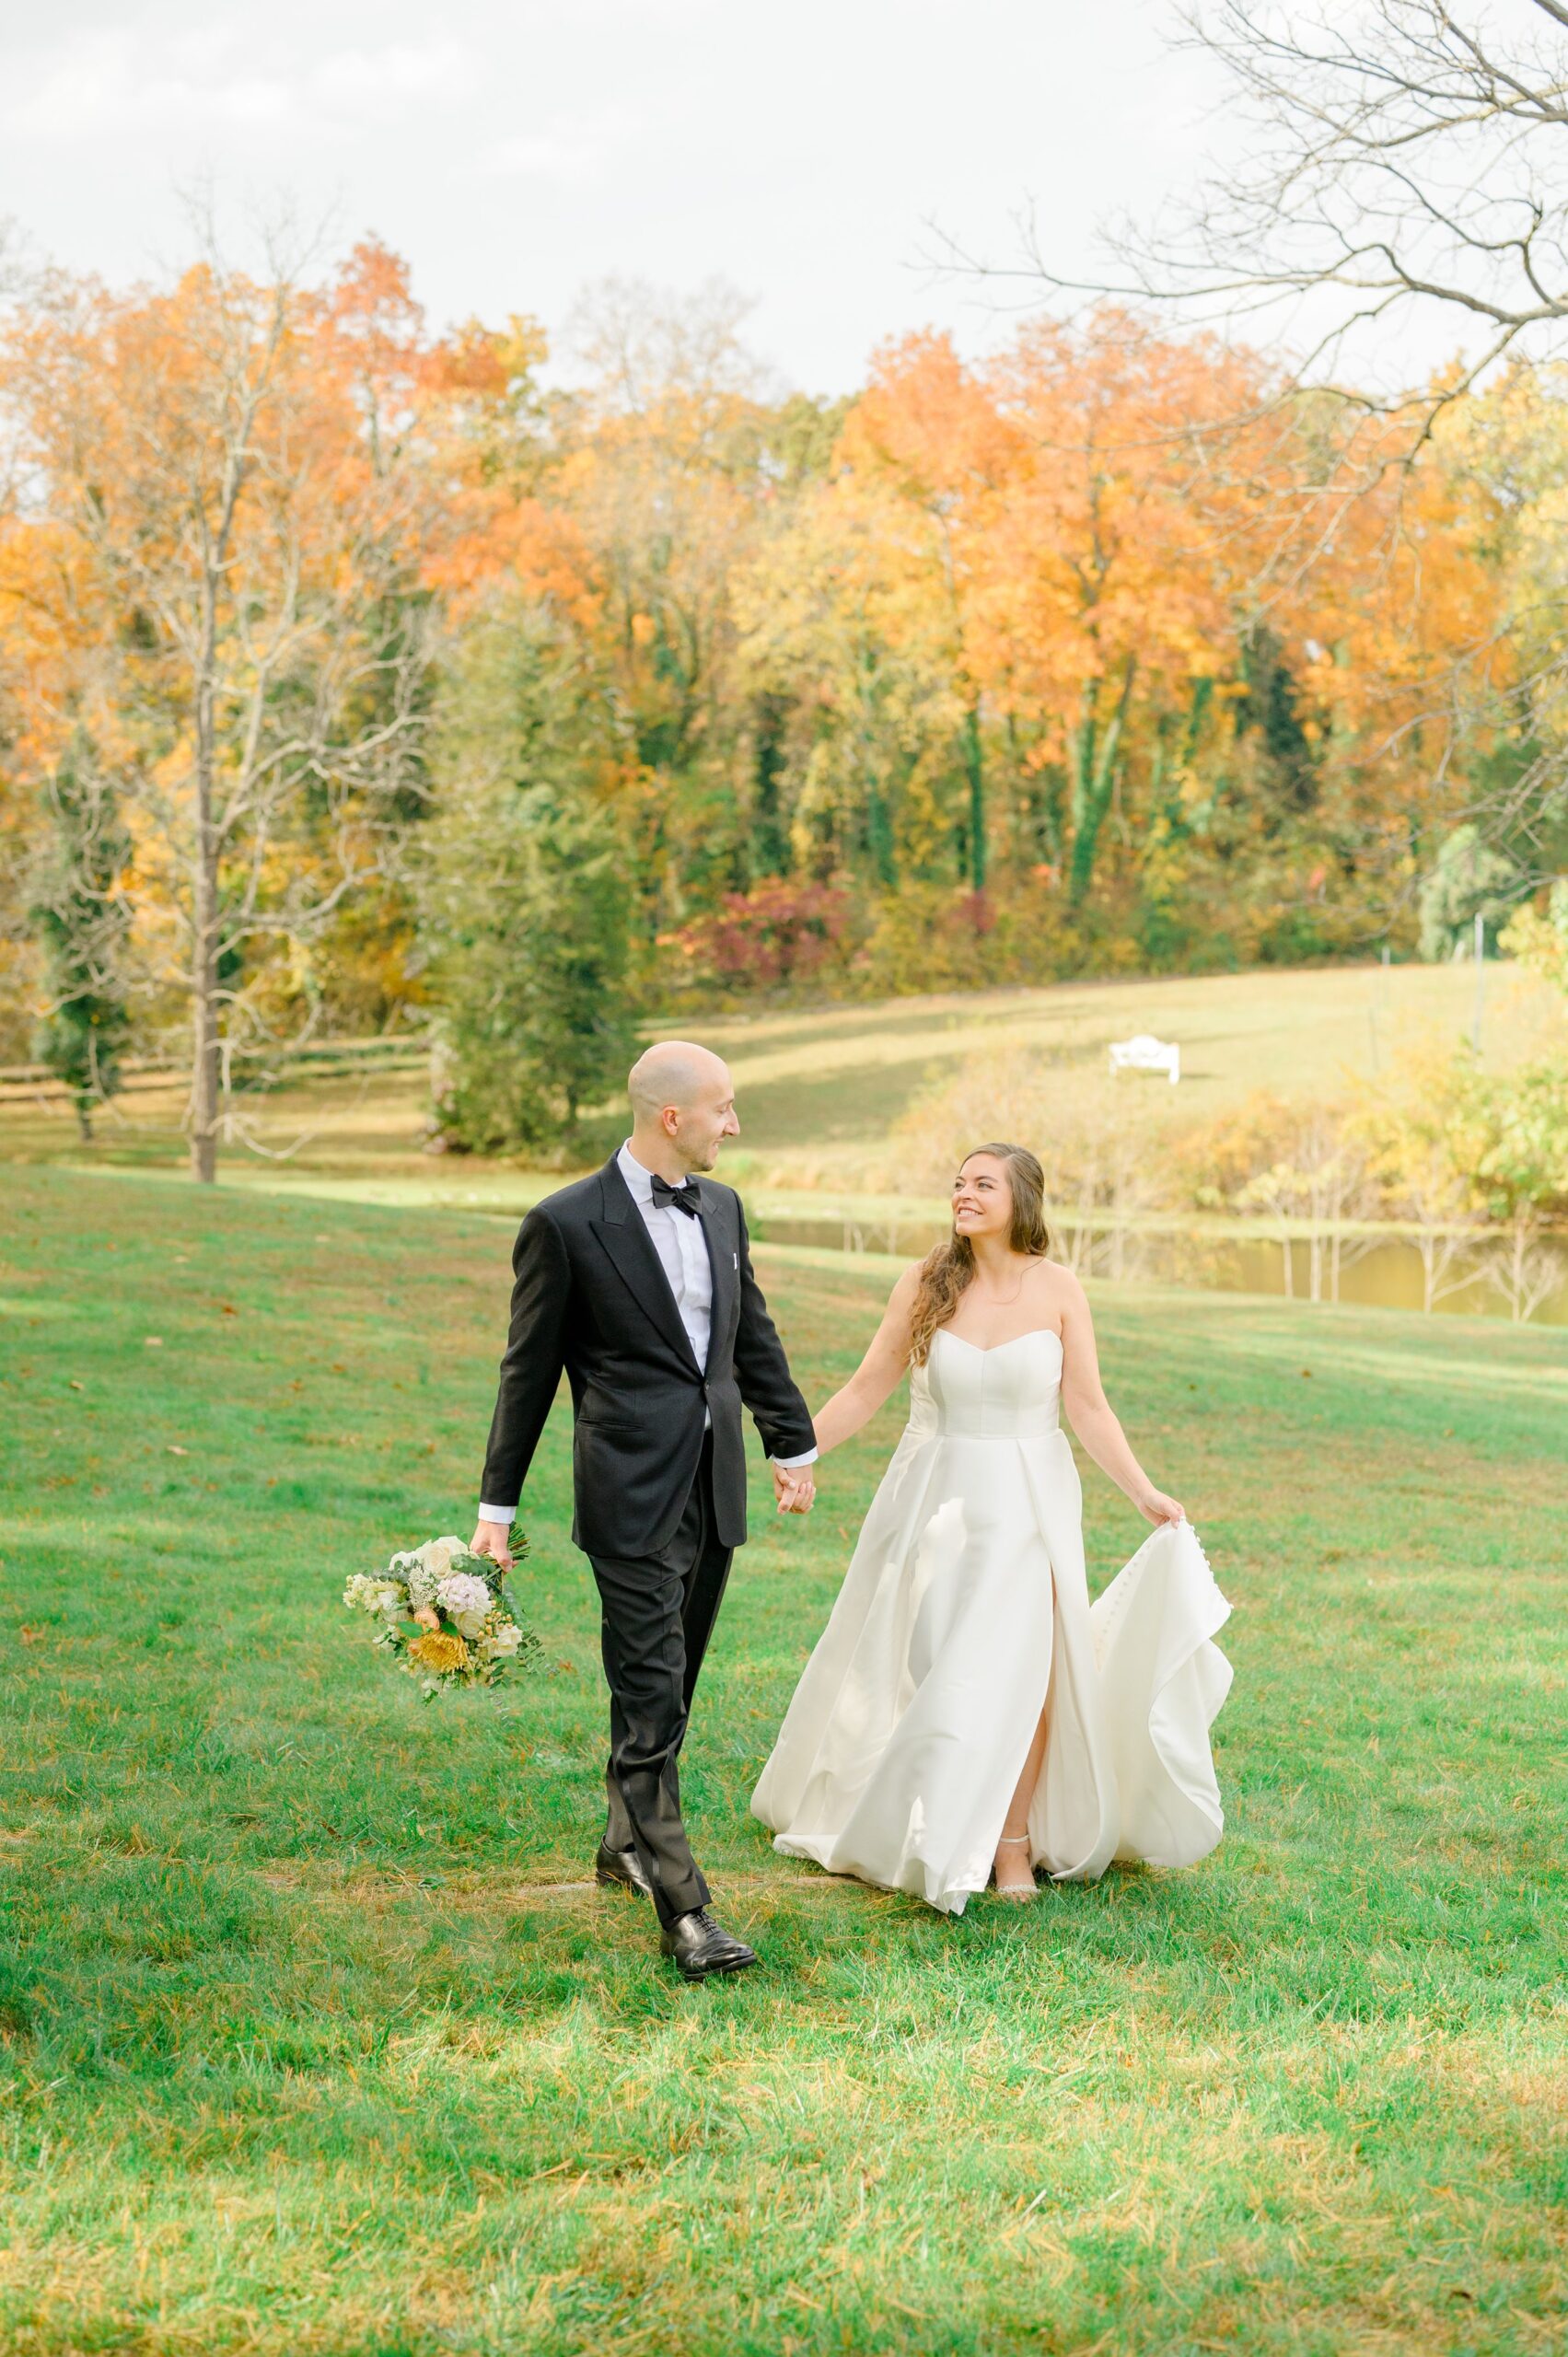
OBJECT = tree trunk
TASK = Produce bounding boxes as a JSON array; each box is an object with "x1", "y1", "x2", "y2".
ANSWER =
[
  {"x1": 190, "y1": 860, "x2": 221, "y2": 1184},
  {"x1": 866, "y1": 777, "x2": 897, "y2": 889},
  {"x1": 751, "y1": 692, "x2": 790, "y2": 878},
  {"x1": 856, "y1": 649, "x2": 898, "y2": 891},
  {"x1": 962, "y1": 702, "x2": 986, "y2": 897},
  {"x1": 189, "y1": 611, "x2": 221, "y2": 1185},
  {"x1": 1069, "y1": 659, "x2": 1136, "y2": 907}
]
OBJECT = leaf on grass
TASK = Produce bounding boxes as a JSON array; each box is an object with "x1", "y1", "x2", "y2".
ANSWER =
[{"x1": 167, "y1": 1444, "x2": 189, "y2": 1457}]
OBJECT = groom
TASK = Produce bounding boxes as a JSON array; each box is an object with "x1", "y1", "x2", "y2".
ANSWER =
[{"x1": 470, "y1": 1040, "x2": 819, "y2": 1980}]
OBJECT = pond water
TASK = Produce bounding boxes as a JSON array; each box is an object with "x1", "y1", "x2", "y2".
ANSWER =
[{"x1": 753, "y1": 1211, "x2": 1568, "y2": 1327}]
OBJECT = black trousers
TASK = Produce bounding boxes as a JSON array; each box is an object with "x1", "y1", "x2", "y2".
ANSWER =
[{"x1": 588, "y1": 1434, "x2": 735, "y2": 1929}]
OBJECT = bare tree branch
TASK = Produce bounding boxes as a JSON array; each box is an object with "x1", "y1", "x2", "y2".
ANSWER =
[{"x1": 1083, "y1": 5, "x2": 1568, "y2": 394}]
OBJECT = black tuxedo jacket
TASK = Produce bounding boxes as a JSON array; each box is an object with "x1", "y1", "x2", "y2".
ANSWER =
[{"x1": 479, "y1": 1156, "x2": 816, "y2": 1557}]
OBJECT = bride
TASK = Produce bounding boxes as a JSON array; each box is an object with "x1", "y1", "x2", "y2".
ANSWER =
[{"x1": 752, "y1": 1142, "x2": 1232, "y2": 1912}]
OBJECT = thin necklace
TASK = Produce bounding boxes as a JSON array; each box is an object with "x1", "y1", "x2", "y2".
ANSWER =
[{"x1": 974, "y1": 1261, "x2": 1029, "y2": 1306}]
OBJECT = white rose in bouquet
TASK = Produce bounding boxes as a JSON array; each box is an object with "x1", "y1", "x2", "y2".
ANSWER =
[
  {"x1": 419, "y1": 1537, "x2": 465, "y2": 1581},
  {"x1": 482, "y1": 1621, "x2": 525, "y2": 1659},
  {"x1": 343, "y1": 1573, "x2": 404, "y2": 1616},
  {"x1": 436, "y1": 1570, "x2": 494, "y2": 1639}
]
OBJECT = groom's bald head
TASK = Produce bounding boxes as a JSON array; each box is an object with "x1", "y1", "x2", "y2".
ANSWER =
[
  {"x1": 628, "y1": 1040, "x2": 727, "y2": 1120},
  {"x1": 628, "y1": 1040, "x2": 738, "y2": 1172}
]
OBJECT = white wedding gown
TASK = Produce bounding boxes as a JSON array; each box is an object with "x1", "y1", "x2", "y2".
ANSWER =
[{"x1": 751, "y1": 1328, "x2": 1233, "y2": 1915}]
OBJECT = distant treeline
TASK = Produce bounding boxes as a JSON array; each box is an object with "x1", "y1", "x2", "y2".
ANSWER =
[{"x1": 2, "y1": 244, "x2": 1564, "y2": 1165}]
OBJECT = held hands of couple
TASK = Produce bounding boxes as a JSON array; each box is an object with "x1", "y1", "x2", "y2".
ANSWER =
[{"x1": 772, "y1": 1462, "x2": 816, "y2": 1515}]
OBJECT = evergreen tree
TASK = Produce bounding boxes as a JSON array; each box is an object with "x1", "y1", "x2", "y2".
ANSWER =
[
  {"x1": 423, "y1": 604, "x2": 643, "y2": 1157},
  {"x1": 29, "y1": 731, "x2": 132, "y2": 1143},
  {"x1": 1236, "y1": 625, "x2": 1317, "y2": 819},
  {"x1": 1417, "y1": 823, "x2": 1520, "y2": 962}
]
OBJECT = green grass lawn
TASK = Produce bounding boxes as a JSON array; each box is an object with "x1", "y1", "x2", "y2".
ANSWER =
[{"x1": 1, "y1": 1167, "x2": 1564, "y2": 2355}]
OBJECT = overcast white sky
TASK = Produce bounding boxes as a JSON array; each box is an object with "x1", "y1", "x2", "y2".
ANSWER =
[{"x1": 1, "y1": 0, "x2": 1226, "y2": 392}]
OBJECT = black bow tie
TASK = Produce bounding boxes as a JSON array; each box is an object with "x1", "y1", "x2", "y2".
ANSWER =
[{"x1": 651, "y1": 1174, "x2": 703, "y2": 1218}]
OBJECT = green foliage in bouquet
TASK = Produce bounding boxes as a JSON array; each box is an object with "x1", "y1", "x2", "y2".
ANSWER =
[{"x1": 343, "y1": 1535, "x2": 540, "y2": 1700}]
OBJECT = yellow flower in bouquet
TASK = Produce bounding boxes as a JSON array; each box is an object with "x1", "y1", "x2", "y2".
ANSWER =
[{"x1": 408, "y1": 1630, "x2": 470, "y2": 1674}]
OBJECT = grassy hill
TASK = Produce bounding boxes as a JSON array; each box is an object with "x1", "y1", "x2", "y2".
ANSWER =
[
  {"x1": 1, "y1": 1167, "x2": 1564, "y2": 2353},
  {"x1": 0, "y1": 961, "x2": 1555, "y2": 1213}
]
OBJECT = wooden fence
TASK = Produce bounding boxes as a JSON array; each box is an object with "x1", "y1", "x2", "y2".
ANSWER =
[{"x1": 0, "y1": 1035, "x2": 430, "y2": 1108}]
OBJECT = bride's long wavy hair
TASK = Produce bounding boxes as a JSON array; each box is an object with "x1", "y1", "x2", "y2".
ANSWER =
[{"x1": 909, "y1": 1143, "x2": 1053, "y2": 1367}]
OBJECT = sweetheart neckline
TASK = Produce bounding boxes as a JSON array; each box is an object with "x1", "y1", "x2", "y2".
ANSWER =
[{"x1": 935, "y1": 1326, "x2": 1064, "y2": 1358}]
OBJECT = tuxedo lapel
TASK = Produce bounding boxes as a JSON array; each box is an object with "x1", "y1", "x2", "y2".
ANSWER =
[
  {"x1": 590, "y1": 1158, "x2": 700, "y2": 1368},
  {"x1": 695, "y1": 1178, "x2": 736, "y2": 1374}
]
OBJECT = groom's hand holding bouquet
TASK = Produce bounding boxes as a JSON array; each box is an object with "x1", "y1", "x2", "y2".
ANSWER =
[{"x1": 468, "y1": 1516, "x2": 515, "y2": 1572}]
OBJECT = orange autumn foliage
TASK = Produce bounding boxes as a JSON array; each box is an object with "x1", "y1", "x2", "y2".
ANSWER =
[{"x1": 0, "y1": 236, "x2": 1537, "y2": 1056}]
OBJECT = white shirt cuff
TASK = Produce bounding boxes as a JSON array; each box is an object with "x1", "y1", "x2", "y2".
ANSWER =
[{"x1": 772, "y1": 1448, "x2": 819, "y2": 1468}]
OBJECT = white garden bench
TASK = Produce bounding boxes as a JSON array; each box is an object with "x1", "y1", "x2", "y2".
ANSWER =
[{"x1": 1109, "y1": 1033, "x2": 1180, "y2": 1085}]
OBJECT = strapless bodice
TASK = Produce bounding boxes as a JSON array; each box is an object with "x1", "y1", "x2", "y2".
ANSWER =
[{"x1": 906, "y1": 1327, "x2": 1063, "y2": 1441}]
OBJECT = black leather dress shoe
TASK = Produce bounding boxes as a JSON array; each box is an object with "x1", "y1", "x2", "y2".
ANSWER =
[
  {"x1": 660, "y1": 1908, "x2": 758, "y2": 1982},
  {"x1": 594, "y1": 1840, "x2": 655, "y2": 1898}
]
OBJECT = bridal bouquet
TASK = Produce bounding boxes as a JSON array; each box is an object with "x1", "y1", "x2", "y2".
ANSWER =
[{"x1": 343, "y1": 1534, "x2": 540, "y2": 1699}]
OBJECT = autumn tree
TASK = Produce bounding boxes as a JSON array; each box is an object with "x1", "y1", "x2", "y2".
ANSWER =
[
  {"x1": 548, "y1": 282, "x2": 757, "y2": 923},
  {"x1": 738, "y1": 316, "x2": 1520, "y2": 974},
  {"x1": 839, "y1": 334, "x2": 1022, "y2": 895},
  {"x1": 734, "y1": 470, "x2": 964, "y2": 891},
  {"x1": 985, "y1": 317, "x2": 1293, "y2": 906},
  {"x1": 1023, "y1": 2, "x2": 1568, "y2": 908},
  {"x1": 0, "y1": 231, "x2": 449, "y2": 1180}
]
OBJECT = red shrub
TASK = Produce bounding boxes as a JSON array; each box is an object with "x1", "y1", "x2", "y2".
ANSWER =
[{"x1": 670, "y1": 878, "x2": 855, "y2": 990}]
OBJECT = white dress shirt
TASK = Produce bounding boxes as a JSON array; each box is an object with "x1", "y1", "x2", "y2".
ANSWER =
[
  {"x1": 478, "y1": 1142, "x2": 814, "y2": 1523},
  {"x1": 617, "y1": 1140, "x2": 715, "y2": 1376}
]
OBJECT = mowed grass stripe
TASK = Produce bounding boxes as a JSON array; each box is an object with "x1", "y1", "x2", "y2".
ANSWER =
[{"x1": 0, "y1": 1167, "x2": 1563, "y2": 2356}]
